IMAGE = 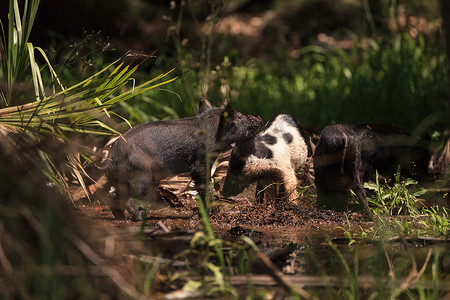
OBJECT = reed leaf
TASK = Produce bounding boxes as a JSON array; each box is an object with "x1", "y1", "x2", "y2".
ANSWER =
[
  {"x1": 0, "y1": 0, "x2": 41, "y2": 106},
  {"x1": 0, "y1": 59, "x2": 178, "y2": 136},
  {"x1": 1, "y1": 0, "x2": 179, "y2": 202}
]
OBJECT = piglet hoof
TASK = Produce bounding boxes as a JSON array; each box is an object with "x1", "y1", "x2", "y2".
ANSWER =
[
  {"x1": 111, "y1": 209, "x2": 126, "y2": 220},
  {"x1": 362, "y1": 211, "x2": 374, "y2": 222},
  {"x1": 126, "y1": 203, "x2": 143, "y2": 222},
  {"x1": 130, "y1": 213, "x2": 143, "y2": 222}
]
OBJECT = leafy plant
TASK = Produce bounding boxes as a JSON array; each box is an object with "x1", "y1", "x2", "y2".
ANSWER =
[
  {"x1": 365, "y1": 167, "x2": 427, "y2": 216},
  {"x1": 1, "y1": 0, "x2": 42, "y2": 106},
  {"x1": 423, "y1": 206, "x2": 450, "y2": 237},
  {"x1": 184, "y1": 195, "x2": 263, "y2": 297},
  {"x1": 146, "y1": 30, "x2": 447, "y2": 136},
  {"x1": 0, "y1": 55, "x2": 178, "y2": 199},
  {"x1": 0, "y1": 0, "x2": 179, "y2": 200}
]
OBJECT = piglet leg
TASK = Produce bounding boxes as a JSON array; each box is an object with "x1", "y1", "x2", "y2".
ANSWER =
[{"x1": 283, "y1": 170, "x2": 299, "y2": 203}]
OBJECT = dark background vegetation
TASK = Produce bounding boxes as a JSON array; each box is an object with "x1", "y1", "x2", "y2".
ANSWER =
[
  {"x1": 1, "y1": 1, "x2": 450, "y2": 298},
  {"x1": 2, "y1": 0, "x2": 448, "y2": 135}
]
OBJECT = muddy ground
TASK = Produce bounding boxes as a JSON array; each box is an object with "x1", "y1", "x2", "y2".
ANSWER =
[
  {"x1": 73, "y1": 158, "x2": 367, "y2": 250},
  {"x1": 66, "y1": 145, "x2": 450, "y2": 299},
  {"x1": 75, "y1": 187, "x2": 365, "y2": 246},
  {"x1": 70, "y1": 163, "x2": 450, "y2": 299}
]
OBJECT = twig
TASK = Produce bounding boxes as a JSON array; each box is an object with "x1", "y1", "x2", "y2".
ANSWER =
[
  {"x1": 255, "y1": 252, "x2": 311, "y2": 299},
  {"x1": 181, "y1": 274, "x2": 450, "y2": 290},
  {"x1": 383, "y1": 243, "x2": 395, "y2": 281},
  {"x1": 71, "y1": 234, "x2": 144, "y2": 299},
  {"x1": 401, "y1": 236, "x2": 418, "y2": 278},
  {"x1": 123, "y1": 254, "x2": 186, "y2": 267},
  {"x1": 158, "y1": 221, "x2": 171, "y2": 233},
  {"x1": 413, "y1": 248, "x2": 433, "y2": 284},
  {"x1": 163, "y1": 289, "x2": 204, "y2": 299},
  {"x1": 392, "y1": 241, "x2": 433, "y2": 299}
]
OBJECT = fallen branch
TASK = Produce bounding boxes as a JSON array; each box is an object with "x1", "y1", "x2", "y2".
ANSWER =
[
  {"x1": 255, "y1": 252, "x2": 312, "y2": 299},
  {"x1": 332, "y1": 235, "x2": 450, "y2": 245},
  {"x1": 226, "y1": 274, "x2": 450, "y2": 291},
  {"x1": 123, "y1": 254, "x2": 186, "y2": 267}
]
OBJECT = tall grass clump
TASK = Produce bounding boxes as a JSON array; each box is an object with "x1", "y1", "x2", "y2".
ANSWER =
[
  {"x1": 146, "y1": 31, "x2": 447, "y2": 135},
  {"x1": 0, "y1": 135, "x2": 145, "y2": 299},
  {"x1": 0, "y1": 0, "x2": 42, "y2": 106},
  {"x1": 226, "y1": 33, "x2": 447, "y2": 132},
  {"x1": 0, "y1": 0, "x2": 179, "y2": 199},
  {"x1": 303, "y1": 237, "x2": 447, "y2": 299}
]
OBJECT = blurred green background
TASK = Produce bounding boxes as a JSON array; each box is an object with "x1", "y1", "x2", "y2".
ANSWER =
[{"x1": 1, "y1": 0, "x2": 448, "y2": 134}]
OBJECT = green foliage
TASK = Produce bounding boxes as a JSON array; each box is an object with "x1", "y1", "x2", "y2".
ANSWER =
[
  {"x1": 330, "y1": 165, "x2": 450, "y2": 239},
  {"x1": 194, "y1": 196, "x2": 226, "y2": 270},
  {"x1": 423, "y1": 206, "x2": 450, "y2": 237},
  {"x1": 1, "y1": 0, "x2": 39, "y2": 105},
  {"x1": 143, "y1": 31, "x2": 447, "y2": 134},
  {"x1": 187, "y1": 196, "x2": 261, "y2": 296},
  {"x1": 0, "y1": 58, "x2": 178, "y2": 135},
  {"x1": 365, "y1": 167, "x2": 427, "y2": 216},
  {"x1": 0, "y1": 0, "x2": 179, "y2": 201}
]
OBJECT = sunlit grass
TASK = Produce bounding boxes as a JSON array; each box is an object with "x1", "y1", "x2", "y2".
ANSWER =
[{"x1": 141, "y1": 32, "x2": 447, "y2": 135}]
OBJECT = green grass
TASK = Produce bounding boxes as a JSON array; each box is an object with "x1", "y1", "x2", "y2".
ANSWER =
[
  {"x1": 120, "y1": 32, "x2": 448, "y2": 136},
  {"x1": 365, "y1": 167, "x2": 427, "y2": 216},
  {"x1": 301, "y1": 239, "x2": 448, "y2": 300}
]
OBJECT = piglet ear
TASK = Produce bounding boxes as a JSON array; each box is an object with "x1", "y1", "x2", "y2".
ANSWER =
[
  {"x1": 216, "y1": 99, "x2": 232, "y2": 141},
  {"x1": 221, "y1": 98, "x2": 233, "y2": 117},
  {"x1": 198, "y1": 97, "x2": 213, "y2": 114}
]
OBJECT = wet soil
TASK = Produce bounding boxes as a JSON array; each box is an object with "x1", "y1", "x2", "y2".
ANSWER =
[
  {"x1": 70, "y1": 171, "x2": 450, "y2": 298},
  {"x1": 73, "y1": 174, "x2": 368, "y2": 255},
  {"x1": 74, "y1": 154, "x2": 367, "y2": 250}
]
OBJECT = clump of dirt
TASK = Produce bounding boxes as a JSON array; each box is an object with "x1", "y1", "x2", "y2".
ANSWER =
[{"x1": 209, "y1": 194, "x2": 364, "y2": 228}]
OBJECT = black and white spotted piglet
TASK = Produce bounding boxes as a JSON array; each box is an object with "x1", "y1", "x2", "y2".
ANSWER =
[{"x1": 221, "y1": 114, "x2": 310, "y2": 203}]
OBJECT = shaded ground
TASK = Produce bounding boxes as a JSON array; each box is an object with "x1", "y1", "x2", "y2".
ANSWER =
[
  {"x1": 67, "y1": 145, "x2": 450, "y2": 298},
  {"x1": 74, "y1": 191, "x2": 365, "y2": 246},
  {"x1": 72, "y1": 181, "x2": 450, "y2": 297},
  {"x1": 73, "y1": 153, "x2": 367, "y2": 249},
  {"x1": 69, "y1": 155, "x2": 450, "y2": 299}
]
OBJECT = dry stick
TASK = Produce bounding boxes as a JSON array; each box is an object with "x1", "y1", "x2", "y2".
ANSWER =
[
  {"x1": 157, "y1": 220, "x2": 171, "y2": 233},
  {"x1": 255, "y1": 252, "x2": 311, "y2": 299},
  {"x1": 391, "y1": 239, "x2": 420, "y2": 298},
  {"x1": 185, "y1": 273, "x2": 450, "y2": 291},
  {"x1": 383, "y1": 243, "x2": 396, "y2": 281},
  {"x1": 123, "y1": 254, "x2": 186, "y2": 267},
  {"x1": 402, "y1": 237, "x2": 419, "y2": 278},
  {"x1": 413, "y1": 249, "x2": 433, "y2": 284},
  {"x1": 392, "y1": 239, "x2": 433, "y2": 298},
  {"x1": 72, "y1": 235, "x2": 144, "y2": 300}
]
